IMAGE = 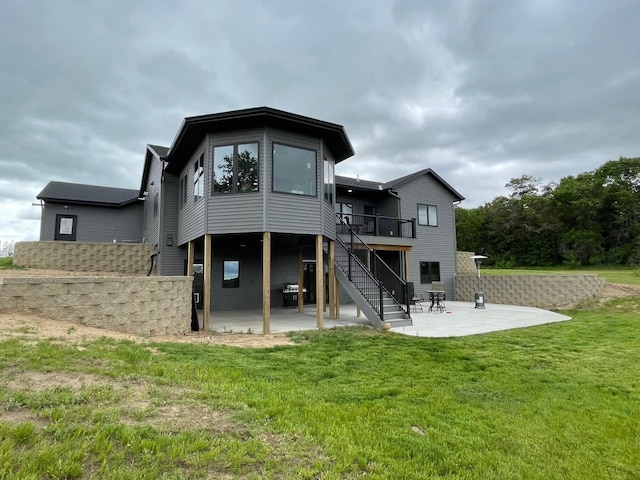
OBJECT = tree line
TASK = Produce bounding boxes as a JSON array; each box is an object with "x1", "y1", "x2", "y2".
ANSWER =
[{"x1": 456, "y1": 157, "x2": 640, "y2": 267}]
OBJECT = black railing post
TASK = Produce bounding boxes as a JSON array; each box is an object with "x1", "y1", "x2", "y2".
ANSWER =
[
  {"x1": 379, "y1": 281, "x2": 384, "y2": 321},
  {"x1": 348, "y1": 227, "x2": 354, "y2": 281}
]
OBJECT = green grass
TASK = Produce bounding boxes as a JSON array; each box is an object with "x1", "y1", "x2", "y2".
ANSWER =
[
  {"x1": 0, "y1": 257, "x2": 23, "y2": 270},
  {"x1": 484, "y1": 266, "x2": 640, "y2": 285},
  {"x1": 1, "y1": 299, "x2": 639, "y2": 478}
]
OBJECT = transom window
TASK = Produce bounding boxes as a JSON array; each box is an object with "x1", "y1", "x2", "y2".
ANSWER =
[
  {"x1": 420, "y1": 261, "x2": 441, "y2": 283},
  {"x1": 194, "y1": 154, "x2": 204, "y2": 200},
  {"x1": 418, "y1": 203, "x2": 438, "y2": 226},
  {"x1": 212, "y1": 143, "x2": 259, "y2": 194},
  {"x1": 272, "y1": 143, "x2": 317, "y2": 196}
]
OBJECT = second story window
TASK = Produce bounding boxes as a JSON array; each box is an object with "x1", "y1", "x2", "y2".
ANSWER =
[
  {"x1": 273, "y1": 143, "x2": 316, "y2": 196},
  {"x1": 418, "y1": 203, "x2": 438, "y2": 226},
  {"x1": 194, "y1": 154, "x2": 204, "y2": 200},
  {"x1": 324, "y1": 158, "x2": 334, "y2": 205},
  {"x1": 213, "y1": 143, "x2": 259, "y2": 194}
]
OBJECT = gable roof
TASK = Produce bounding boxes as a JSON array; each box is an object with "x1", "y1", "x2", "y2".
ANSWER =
[
  {"x1": 164, "y1": 106, "x2": 355, "y2": 174},
  {"x1": 139, "y1": 144, "x2": 169, "y2": 196},
  {"x1": 384, "y1": 168, "x2": 465, "y2": 201},
  {"x1": 37, "y1": 181, "x2": 140, "y2": 207},
  {"x1": 336, "y1": 169, "x2": 465, "y2": 202}
]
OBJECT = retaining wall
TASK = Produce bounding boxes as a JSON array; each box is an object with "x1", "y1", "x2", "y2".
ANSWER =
[
  {"x1": 456, "y1": 251, "x2": 478, "y2": 275},
  {"x1": 13, "y1": 241, "x2": 157, "y2": 275},
  {"x1": 0, "y1": 275, "x2": 193, "y2": 336},
  {"x1": 455, "y1": 273, "x2": 605, "y2": 308}
]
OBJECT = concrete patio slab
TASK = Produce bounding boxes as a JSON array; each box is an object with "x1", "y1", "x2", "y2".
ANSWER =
[{"x1": 201, "y1": 301, "x2": 571, "y2": 337}]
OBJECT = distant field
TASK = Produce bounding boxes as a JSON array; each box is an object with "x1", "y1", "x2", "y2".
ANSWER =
[{"x1": 484, "y1": 267, "x2": 640, "y2": 286}]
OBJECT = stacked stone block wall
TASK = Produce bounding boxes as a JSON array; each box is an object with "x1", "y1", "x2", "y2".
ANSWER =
[
  {"x1": 14, "y1": 241, "x2": 157, "y2": 275},
  {"x1": 0, "y1": 276, "x2": 193, "y2": 336},
  {"x1": 455, "y1": 274, "x2": 604, "y2": 308},
  {"x1": 456, "y1": 251, "x2": 478, "y2": 275}
]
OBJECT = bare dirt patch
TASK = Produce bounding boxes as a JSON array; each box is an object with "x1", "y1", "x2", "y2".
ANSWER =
[{"x1": 0, "y1": 313, "x2": 295, "y2": 348}]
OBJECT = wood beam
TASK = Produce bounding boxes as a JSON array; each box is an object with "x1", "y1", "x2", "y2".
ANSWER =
[
  {"x1": 328, "y1": 240, "x2": 335, "y2": 319},
  {"x1": 203, "y1": 234, "x2": 212, "y2": 332},
  {"x1": 187, "y1": 241, "x2": 195, "y2": 277},
  {"x1": 263, "y1": 231, "x2": 271, "y2": 334},
  {"x1": 404, "y1": 250, "x2": 410, "y2": 282},
  {"x1": 297, "y1": 248, "x2": 304, "y2": 313},
  {"x1": 315, "y1": 235, "x2": 324, "y2": 330}
]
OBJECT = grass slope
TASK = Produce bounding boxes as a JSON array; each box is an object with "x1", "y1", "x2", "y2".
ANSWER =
[{"x1": 1, "y1": 296, "x2": 639, "y2": 479}]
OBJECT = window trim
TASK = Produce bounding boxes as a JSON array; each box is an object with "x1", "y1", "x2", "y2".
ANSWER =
[
  {"x1": 419, "y1": 261, "x2": 441, "y2": 284},
  {"x1": 418, "y1": 203, "x2": 438, "y2": 226},
  {"x1": 223, "y1": 260, "x2": 240, "y2": 288},
  {"x1": 272, "y1": 142, "x2": 318, "y2": 197}
]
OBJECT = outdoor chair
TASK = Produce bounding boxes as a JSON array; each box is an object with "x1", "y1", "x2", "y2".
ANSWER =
[{"x1": 407, "y1": 282, "x2": 424, "y2": 312}]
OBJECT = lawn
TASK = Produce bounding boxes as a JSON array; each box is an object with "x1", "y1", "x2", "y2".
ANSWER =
[{"x1": 1, "y1": 294, "x2": 639, "y2": 479}]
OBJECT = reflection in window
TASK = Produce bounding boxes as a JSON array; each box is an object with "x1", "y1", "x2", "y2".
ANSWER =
[
  {"x1": 223, "y1": 260, "x2": 239, "y2": 288},
  {"x1": 194, "y1": 154, "x2": 204, "y2": 200},
  {"x1": 324, "y1": 157, "x2": 334, "y2": 204},
  {"x1": 273, "y1": 143, "x2": 316, "y2": 196},
  {"x1": 213, "y1": 143, "x2": 259, "y2": 194},
  {"x1": 418, "y1": 204, "x2": 438, "y2": 226}
]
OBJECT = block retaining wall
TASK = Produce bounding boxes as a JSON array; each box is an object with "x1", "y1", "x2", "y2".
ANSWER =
[
  {"x1": 455, "y1": 274, "x2": 605, "y2": 308},
  {"x1": 0, "y1": 276, "x2": 193, "y2": 336},
  {"x1": 14, "y1": 241, "x2": 157, "y2": 275}
]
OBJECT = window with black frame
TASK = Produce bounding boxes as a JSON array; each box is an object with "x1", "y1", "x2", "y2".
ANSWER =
[
  {"x1": 212, "y1": 143, "x2": 259, "y2": 194},
  {"x1": 420, "y1": 261, "x2": 440, "y2": 283},
  {"x1": 417, "y1": 203, "x2": 438, "y2": 226},
  {"x1": 272, "y1": 143, "x2": 316, "y2": 196}
]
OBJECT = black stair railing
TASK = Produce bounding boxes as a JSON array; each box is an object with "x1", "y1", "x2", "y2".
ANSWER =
[{"x1": 335, "y1": 214, "x2": 410, "y2": 318}]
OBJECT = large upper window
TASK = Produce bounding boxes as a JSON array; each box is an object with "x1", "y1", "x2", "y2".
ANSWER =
[
  {"x1": 272, "y1": 143, "x2": 316, "y2": 196},
  {"x1": 194, "y1": 154, "x2": 204, "y2": 200},
  {"x1": 213, "y1": 143, "x2": 259, "y2": 194},
  {"x1": 418, "y1": 203, "x2": 438, "y2": 226},
  {"x1": 324, "y1": 157, "x2": 334, "y2": 204}
]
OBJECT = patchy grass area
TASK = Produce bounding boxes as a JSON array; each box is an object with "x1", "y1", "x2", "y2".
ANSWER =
[
  {"x1": 1, "y1": 297, "x2": 639, "y2": 479},
  {"x1": 484, "y1": 266, "x2": 640, "y2": 285},
  {"x1": 0, "y1": 257, "x2": 22, "y2": 270}
]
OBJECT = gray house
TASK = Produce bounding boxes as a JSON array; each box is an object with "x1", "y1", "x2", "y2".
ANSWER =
[{"x1": 37, "y1": 107, "x2": 464, "y2": 332}]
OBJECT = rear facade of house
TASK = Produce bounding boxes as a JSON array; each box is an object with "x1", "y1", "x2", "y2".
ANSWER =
[{"x1": 37, "y1": 107, "x2": 464, "y2": 329}]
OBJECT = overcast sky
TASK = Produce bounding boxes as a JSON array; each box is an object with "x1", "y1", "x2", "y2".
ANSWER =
[{"x1": 1, "y1": 0, "x2": 639, "y2": 242}]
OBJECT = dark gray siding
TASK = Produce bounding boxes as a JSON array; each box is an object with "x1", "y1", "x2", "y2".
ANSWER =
[
  {"x1": 206, "y1": 129, "x2": 265, "y2": 234},
  {"x1": 141, "y1": 155, "x2": 163, "y2": 245},
  {"x1": 321, "y1": 146, "x2": 337, "y2": 238},
  {"x1": 41, "y1": 202, "x2": 142, "y2": 242},
  {"x1": 396, "y1": 174, "x2": 458, "y2": 299},
  {"x1": 266, "y1": 129, "x2": 324, "y2": 234},
  {"x1": 177, "y1": 139, "x2": 207, "y2": 245},
  {"x1": 159, "y1": 173, "x2": 186, "y2": 275},
  {"x1": 209, "y1": 245, "x2": 263, "y2": 311}
]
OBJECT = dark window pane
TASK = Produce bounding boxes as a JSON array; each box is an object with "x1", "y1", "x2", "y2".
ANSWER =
[
  {"x1": 237, "y1": 143, "x2": 259, "y2": 193},
  {"x1": 273, "y1": 143, "x2": 316, "y2": 196},
  {"x1": 213, "y1": 145, "x2": 234, "y2": 194}
]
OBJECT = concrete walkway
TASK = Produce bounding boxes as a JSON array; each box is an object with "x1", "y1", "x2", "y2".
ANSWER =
[{"x1": 203, "y1": 302, "x2": 571, "y2": 337}]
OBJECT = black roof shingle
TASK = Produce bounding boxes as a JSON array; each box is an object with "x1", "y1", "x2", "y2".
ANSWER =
[{"x1": 37, "y1": 181, "x2": 140, "y2": 207}]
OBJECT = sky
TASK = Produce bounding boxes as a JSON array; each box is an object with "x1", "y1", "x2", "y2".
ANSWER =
[{"x1": 1, "y1": 0, "x2": 639, "y2": 242}]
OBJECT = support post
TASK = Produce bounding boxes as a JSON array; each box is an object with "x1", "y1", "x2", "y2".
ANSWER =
[
  {"x1": 298, "y1": 248, "x2": 304, "y2": 313},
  {"x1": 263, "y1": 232, "x2": 271, "y2": 334},
  {"x1": 187, "y1": 241, "x2": 195, "y2": 277},
  {"x1": 315, "y1": 235, "x2": 324, "y2": 330},
  {"x1": 203, "y1": 234, "x2": 212, "y2": 331},
  {"x1": 328, "y1": 240, "x2": 336, "y2": 319}
]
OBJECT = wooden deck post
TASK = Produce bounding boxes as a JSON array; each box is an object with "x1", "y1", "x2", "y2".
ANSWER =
[
  {"x1": 263, "y1": 231, "x2": 271, "y2": 334},
  {"x1": 315, "y1": 234, "x2": 324, "y2": 330},
  {"x1": 203, "y1": 234, "x2": 212, "y2": 331},
  {"x1": 328, "y1": 240, "x2": 336, "y2": 319},
  {"x1": 298, "y1": 248, "x2": 304, "y2": 313},
  {"x1": 187, "y1": 241, "x2": 195, "y2": 277}
]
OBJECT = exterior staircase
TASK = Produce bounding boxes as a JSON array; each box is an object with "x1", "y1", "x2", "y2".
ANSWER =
[{"x1": 333, "y1": 215, "x2": 412, "y2": 328}]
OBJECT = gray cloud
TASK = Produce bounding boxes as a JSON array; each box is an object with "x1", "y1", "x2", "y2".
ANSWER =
[{"x1": 1, "y1": 0, "x2": 639, "y2": 241}]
